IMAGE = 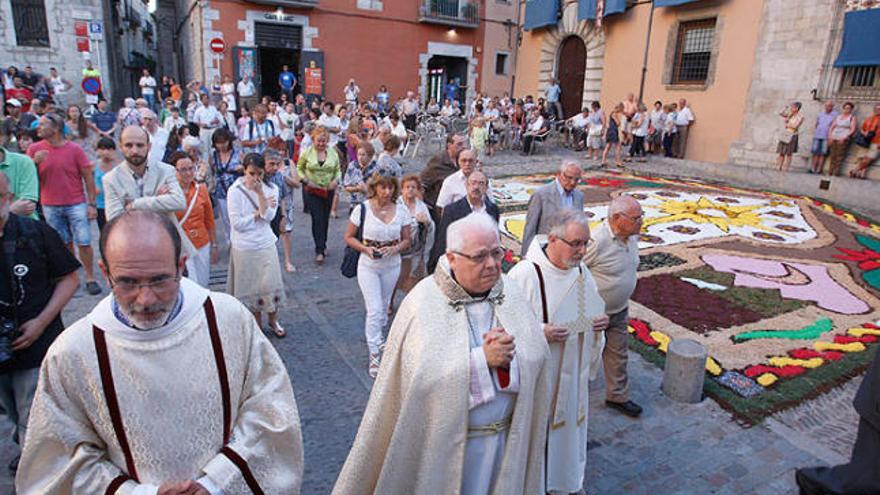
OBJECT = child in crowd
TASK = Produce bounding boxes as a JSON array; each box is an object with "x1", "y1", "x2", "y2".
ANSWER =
[
  {"x1": 469, "y1": 116, "x2": 488, "y2": 160},
  {"x1": 163, "y1": 106, "x2": 186, "y2": 132},
  {"x1": 264, "y1": 147, "x2": 300, "y2": 273}
]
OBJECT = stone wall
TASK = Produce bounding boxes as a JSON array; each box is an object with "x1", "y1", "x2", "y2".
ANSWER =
[
  {"x1": 728, "y1": 0, "x2": 879, "y2": 179},
  {"x1": 0, "y1": 0, "x2": 109, "y2": 105}
]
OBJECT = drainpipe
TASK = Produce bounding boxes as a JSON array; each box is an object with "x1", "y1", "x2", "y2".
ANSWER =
[
  {"x1": 509, "y1": 0, "x2": 523, "y2": 97},
  {"x1": 637, "y1": 0, "x2": 655, "y2": 103}
]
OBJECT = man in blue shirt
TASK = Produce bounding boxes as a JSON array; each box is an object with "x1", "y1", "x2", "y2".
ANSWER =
[
  {"x1": 445, "y1": 78, "x2": 458, "y2": 104},
  {"x1": 546, "y1": 78, "x2": 562, "y2": 120},
  {"x1": 278, "y1": 65, "x2": 296, "y2": 103},
  {"x1": 90, "y1": 99, "x2": 117, "y2": 138}
]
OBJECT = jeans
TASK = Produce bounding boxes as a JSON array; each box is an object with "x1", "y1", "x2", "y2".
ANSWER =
[
  {"x1": 144, "y1": 94, "x2": 157, "y2": 113},
  {"x1": 357, "y1": 257, "x2": 401, "y2": 353},
  {"x1": 304, "y1": 188, "x2": 335, "y2": 254},
  {"x1": 0, "y1": 367, "x2": 40, "y2": 446},
  {"x1": 631, "y1": 135, "x2": 646, "y2": 157},
  {"x1": 42, "y1": 203, "x2": 91, "y2": 246},
  {"x1": 663, "y1": 134, "x2": 675, "y2": 158},
  {"x1": 214, "y1": 196, "x2": 232, "y2": 247}
]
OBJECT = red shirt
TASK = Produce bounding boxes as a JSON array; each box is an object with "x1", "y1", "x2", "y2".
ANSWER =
[
  {"x1": 27, "y1": 140, "x2": 92, "y2": 206},
  {"x1": 5, "y1": 88, "x2": 32, "y2": 112},
  {"x1": 862, "y1": 115, "x2": 880, "y2": 146}
]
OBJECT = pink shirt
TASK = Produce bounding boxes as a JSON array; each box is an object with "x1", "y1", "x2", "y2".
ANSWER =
[{"x1": 27, "y1": 140, "x2": 91, "y2": 206}]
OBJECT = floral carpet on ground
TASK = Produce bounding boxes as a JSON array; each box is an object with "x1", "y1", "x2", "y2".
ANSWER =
[{"x1": 493, "y1": 171, "x2": 880, "y2": 424}]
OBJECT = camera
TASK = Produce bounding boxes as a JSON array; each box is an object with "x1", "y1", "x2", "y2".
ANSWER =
[
  {"x1": 0, "y1": 318, "x2": 17, "y2": 364},
  {"x1": 373, "y1": 249, "x2": 383, "y2": 259}
]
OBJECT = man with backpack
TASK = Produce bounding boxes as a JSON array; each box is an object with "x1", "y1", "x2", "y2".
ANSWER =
[
  {"x1": 0, "y1": 171, "x2": 80, "y2": 473},
  {"x1": 241, "y1": 103, "x2": 278, "y2": 154}
]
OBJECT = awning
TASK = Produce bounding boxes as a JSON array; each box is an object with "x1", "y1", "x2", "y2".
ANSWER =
[
  {"x1": 523, "y1": 0, "x2": 561, "y2": 31},
  {"x1": 834, "y1": 9, "x2": 880, "y2": 67},
  {"x1": 577, "y1": 0, "x2": 626, "y2": 20},
  {"x1": 655, "y1": 0, "x2": 703, "y2": 6}
]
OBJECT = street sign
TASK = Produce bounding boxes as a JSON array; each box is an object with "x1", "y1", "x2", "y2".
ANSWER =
[
  {"x1": 88, "y1": 21, "x2": 104, "y2": 40},
  {"x1": 75, "y1": 21, "x2": 88, "y2": 37},
  {"x1": 76, "y1": 37, "x2": 90, "y2": 52},
  {"x1": 210, "y1": 38, "x2": 226, "y2": 53},
  {"x1": 81, "y1": 77, "x2": 102, "y2": 95}
]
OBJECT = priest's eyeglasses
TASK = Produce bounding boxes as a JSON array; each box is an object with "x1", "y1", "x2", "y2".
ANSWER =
[
  {"x1": 453, "y1": 247, "x2": 506, "y2": 264},
  {"x1": 557, "y1": 237, "x2": 594, "y2": 249},
  {"x1": 108, "y1": 272, "x2": 181, "y2": 294}
]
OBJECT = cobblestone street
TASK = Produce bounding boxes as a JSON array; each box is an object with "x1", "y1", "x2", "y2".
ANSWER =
[{"x1": 0, "y1": 149, "x2": 866, "y2": 494}]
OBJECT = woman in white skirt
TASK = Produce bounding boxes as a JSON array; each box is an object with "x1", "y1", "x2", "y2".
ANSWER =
[
  {"x1": 227, "y1": 152, "x2": 287, "y2": 338},
  {"x1": 344, "y1": 171, "x2": 412, "y2": 378},
  {"x1": 170, "y1": 151, "x2": 218, "y2": 287}
]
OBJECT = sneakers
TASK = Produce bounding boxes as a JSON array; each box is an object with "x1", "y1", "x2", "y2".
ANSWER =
[
  {"x1": 368, "y1": 352, "x2": 381, "y2": 379},
  {"x1": 606, "y1": 400, "x2": 643, "y2": 418},
  {"x1": 85, "y1": 281, "x2": 102, "y2": 295}
]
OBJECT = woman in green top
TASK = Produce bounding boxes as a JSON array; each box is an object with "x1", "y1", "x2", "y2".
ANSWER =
[{"x1": 297, "y1": 126, "x2": 341, "y2": 264}]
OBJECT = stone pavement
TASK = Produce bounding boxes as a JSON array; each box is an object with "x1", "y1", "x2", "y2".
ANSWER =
[{"x1": 0, "y1": 147, "x2": 865, "y2": 494}]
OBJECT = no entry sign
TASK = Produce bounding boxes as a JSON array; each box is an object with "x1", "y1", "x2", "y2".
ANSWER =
[
  {"x1": 81, "y1": 77, "x2": 102, "y2": 95},
  {"x1": 210, "y1": 38, "x2": 226, "y2": 53}
]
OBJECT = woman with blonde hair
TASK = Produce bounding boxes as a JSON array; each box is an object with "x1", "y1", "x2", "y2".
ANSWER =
[
  {"x1": 297, "y1": 125, "x2": 342, "y2": 264},
  {"x1": 344, "y1": 171, "x2": 412, "y2": 378}
]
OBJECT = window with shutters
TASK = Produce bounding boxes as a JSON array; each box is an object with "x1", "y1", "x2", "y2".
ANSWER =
[
  {"x1": 672, "y1": 18, "x2": 716, "y2": 85},
  {"x1": 11, "y1": 0, "x2": 50, "y2": 47}
]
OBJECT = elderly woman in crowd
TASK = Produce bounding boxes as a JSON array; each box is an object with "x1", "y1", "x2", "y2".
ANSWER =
[
  {"x1": 182, "y1": 135, "x2": 211, "y2": 186},
  {"x1": 376, "y1": 134, "x2": 404, "y2": 179},
  {"x1": 776, "y1": 101, "x2": 804, "y2": 171},
  {"x1": 227, "y1": 152, "x2": 287, "y2": 338},
  {"x1": 117, "y1": 97, "x2": 142, "y2": 128},
  {"x1": 391, "y1": 174, "x2": 434, "y2": 309},
  {"x1": 210, "y1": 127, "x2": 242, "y2": 246},
  {"x1": 827, "y1": 101, "x2": 857, "y2": 176},
  {"x1": 169, "y1": 151, "x2": 217, "y2": 287},
  {"x1": 264, "y1": 147, "x2": 300, "y2": 273},
  {"x1": 344, "y1": 172, "x2": 412, "y2": 378},
  {"x1": 298, "y1": 125, "x2": 341, "y2": 264}
]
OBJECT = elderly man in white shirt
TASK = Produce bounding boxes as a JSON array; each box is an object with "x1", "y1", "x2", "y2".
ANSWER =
[
  {"x1": 436, "y1": 149, "x2": 477, "y2": 211},
  {"x1": 673, "y1": 98, "x2": 695, "y2": 158},
  {"x1": 567, "y1": 107, "x2": 590, "y2": 150},
  {"x1": 317, "y1": 101, "x2": 342, "y2": 147}
]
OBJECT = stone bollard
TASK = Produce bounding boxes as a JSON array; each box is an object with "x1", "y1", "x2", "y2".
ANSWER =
[{"x1": 662, "y1": 339, "x2": 707, "y2": 404}]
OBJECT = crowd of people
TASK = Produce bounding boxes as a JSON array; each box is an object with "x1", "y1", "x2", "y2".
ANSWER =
[{"x1": 0, "y1": 59, "x2": 878, "y2": 494}]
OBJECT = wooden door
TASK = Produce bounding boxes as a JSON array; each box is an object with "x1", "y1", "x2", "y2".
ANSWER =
[{"x1": 557, "y1": 36, "x2": 586, "y2": 119}]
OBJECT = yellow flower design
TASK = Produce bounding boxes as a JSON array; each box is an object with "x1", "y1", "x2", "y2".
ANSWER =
[{"x1": 642, "y1": 196, "x2": 782, "y2": 234}]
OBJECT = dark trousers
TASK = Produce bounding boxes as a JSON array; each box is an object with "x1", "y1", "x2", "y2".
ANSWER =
[
  {"x1": 631, "y1": 135, "x2": 646, "y2": 157},
  {"x1": 663, "y1": 134, "x2": 675, "y2": 157},
  {"x1": 304, "y1": 189, "x2": 334, "y2": 255},
  {"x1": 797, "y1": 418, "x2": 880, "y2": 494},
  {"x1": 404, "y1": 114, "x2": 417, "y2": 132},
  {"x1": 523, "y1": 134, "x2": 536, "y2": 154},
  {"x1": 96, "y1": 208, "x2": 106, "y2": 232}
]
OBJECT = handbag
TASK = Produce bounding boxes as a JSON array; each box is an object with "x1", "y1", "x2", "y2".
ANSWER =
[
  {"x1": 777, "y1": 129, "x2": 794, "y2": 145},
  {"x1": 341, "y1": 202, "x2": 366, "y2": 278},
  {"x1": 588, "y1": 125, "x2": 603, "y2": 137},
  {"x1": 854, "y1": 129, "x2": 876, "y2": 148},
  {"x1": 305, "y1": 184, "x2": 330, "y2": 199}
]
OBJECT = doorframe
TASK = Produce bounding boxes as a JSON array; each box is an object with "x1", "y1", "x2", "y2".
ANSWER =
[{"x1": 555, "y1": 34, "x2": 587, "y2": 118}]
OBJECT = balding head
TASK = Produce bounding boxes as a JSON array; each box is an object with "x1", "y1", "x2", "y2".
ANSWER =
[
  {"x1": 99, "y1": 211, "x2": 181, "y2": 270},
  {"x1": 608, "y1": 195, "x2": 643, "y2": 239},
  {"x1": 120, "y1": 125, "x2": 150, "y2": 167}
]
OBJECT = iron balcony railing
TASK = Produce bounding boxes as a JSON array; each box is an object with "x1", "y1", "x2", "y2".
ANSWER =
[{"x1": 419, "y1": 0, "x2": 479, "y2": 28}]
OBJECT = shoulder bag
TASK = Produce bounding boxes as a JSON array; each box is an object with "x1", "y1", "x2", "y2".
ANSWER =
[
  {"x1": 341, "y1": 202, "x2": 366, "y2": 278},
  {"x1": 854, "y1": 119, "x2": 877, "y2": 148}
]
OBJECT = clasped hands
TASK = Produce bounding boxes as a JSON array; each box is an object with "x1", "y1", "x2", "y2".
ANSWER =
[
  {"x1": 157, "y1": 480, "x2": 208, "y2": 495},
  {"x1": 483, "y1": 328, "x2": 515, "y2": 368}
]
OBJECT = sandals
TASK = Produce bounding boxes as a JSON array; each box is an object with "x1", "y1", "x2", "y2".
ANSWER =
[
  {"x1": 285, "y1": 262, "x2": 297, "y2": 273},
  {"x1": 368, "y1": 352, "x2": 381, "y2": 379},
  {"x1": 315, "y1": 253, "x2": 325, "y2": 265},
  {"x1": 268, "y1": 322, "x2": 286, "y2": 338}
]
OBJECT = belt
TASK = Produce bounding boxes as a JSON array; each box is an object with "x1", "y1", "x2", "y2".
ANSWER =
[
  {"x1": 467, "y1": 416, "x2": 512, "y2": 438},
  {"x1": 363, "y1": 239, "x2": 399, "y2": 248}
]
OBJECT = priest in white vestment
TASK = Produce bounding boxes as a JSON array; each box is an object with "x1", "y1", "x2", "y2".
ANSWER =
[
  {"x1": 333, "y1": 213, "x2": 551, "y2": 495},
  {"x1": 509, "y1": 210, "x2": 608, "y2": 495},
  {"x1": 16, "y1": 211, "x2": 303, "y2": 495}
]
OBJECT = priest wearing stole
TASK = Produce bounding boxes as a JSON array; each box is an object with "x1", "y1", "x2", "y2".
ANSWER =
[
  {"x1": 17, "y1": 211, "x2": 304, "y2": 495},
  {"x1": 333, "y1": 213, "x2": 551, "y2": 495},
  {"x1": 509, "y1": 210, "x2": 609, "y2": 495}
]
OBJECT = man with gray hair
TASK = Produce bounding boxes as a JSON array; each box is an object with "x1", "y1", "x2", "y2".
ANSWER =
[
  {"x1": 521, "y1": 161, "x2": 584, "y2": 257},
  {"x1": 335, "y1": 212, "x2": 550, "y2": 494},
  {"x1": 584, "y1": 195, "x2": 643, "y2": 417},
  {"x1": 509, "y1": 208, "x2": 610, "y2": 493}
]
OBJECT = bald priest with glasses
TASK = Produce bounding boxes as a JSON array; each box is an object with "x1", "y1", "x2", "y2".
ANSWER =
[{"x1": 17, "y1": 211, "x2": 303, "y2": 495}]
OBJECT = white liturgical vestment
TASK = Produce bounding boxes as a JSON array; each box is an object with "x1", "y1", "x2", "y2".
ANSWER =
[
  {"x1": 16, "y1": 278, "x2": 304, "y2": 495},
  {"x1": 509, "y1": 236, "x2": 606, "y2": 494}
]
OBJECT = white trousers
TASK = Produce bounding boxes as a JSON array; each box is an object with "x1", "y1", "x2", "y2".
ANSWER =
[
  {"x1": 199, "y1": 128, "x2": 215, "y2": 158},
  {"x1": 356, "y1": 257, "x2": 401, "y2": 353},
  {"x1": 185, "y1": 243, "x2": 212, "y2": 288},
  {"x1": 214, "y1": 197, "x2": 232, "y2": 247}
]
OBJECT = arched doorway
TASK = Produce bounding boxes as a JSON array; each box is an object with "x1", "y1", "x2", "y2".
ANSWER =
[{"x1": 557, "y1": 36, "x2": 586, "y2": 119}]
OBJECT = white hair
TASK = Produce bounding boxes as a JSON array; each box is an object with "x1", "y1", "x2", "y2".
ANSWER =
[
  {"x1": 446, "y1": 213, "x2": 500, "y2": 253},
  {"x1": 559, "y1": 160, "x2": 581, "y2": 174},
  {"x1": 181, "y1": 136, "x2": 201, "y2": 151},
  {"x1": 609, "y1": 195, "x2": 640, "y2": 217},
  {"x1": 548, "y1": 209, "x2": 589, "y2": 238}
]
